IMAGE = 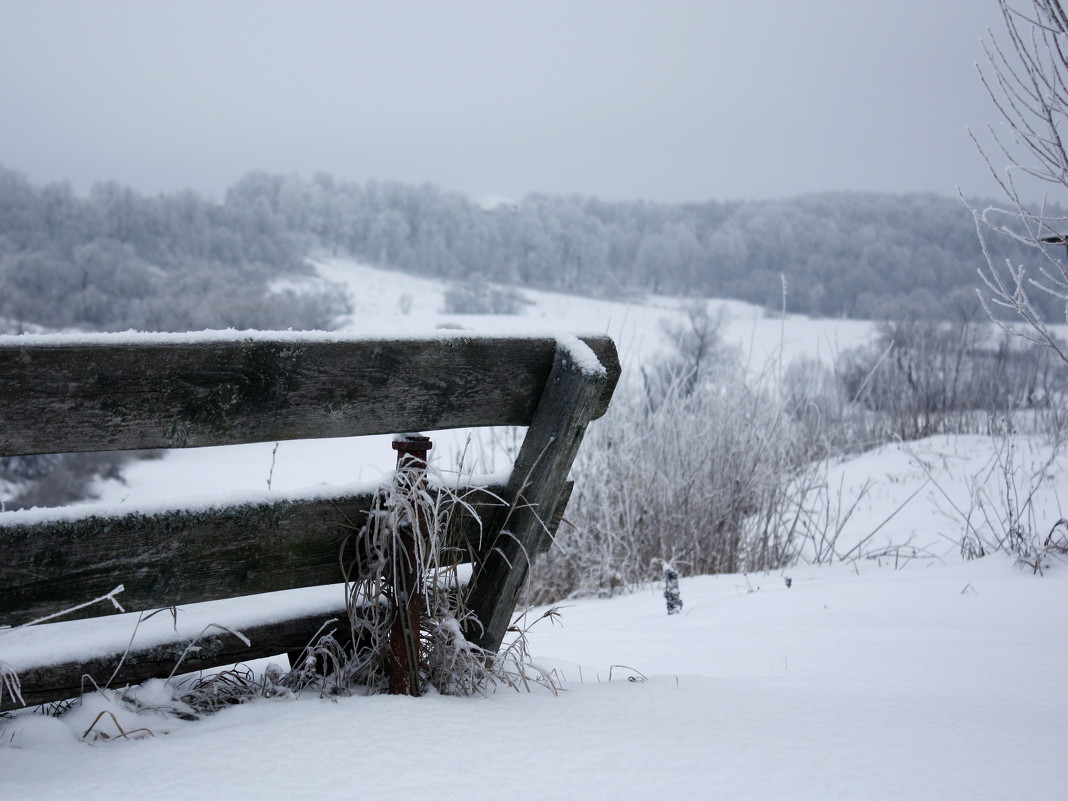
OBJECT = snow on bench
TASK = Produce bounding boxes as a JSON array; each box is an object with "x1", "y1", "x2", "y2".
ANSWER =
[{"x1": 0, "y1": 330, "x2": 619, "y2": 709}]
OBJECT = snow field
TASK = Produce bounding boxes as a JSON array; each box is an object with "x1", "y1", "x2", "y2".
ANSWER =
[
  {"x1": 2, "y1": 261, "x2": 1066, "y2": 800},
  {"x1": 3, "y1": 559, "x2": 1065, "y2": 801}
]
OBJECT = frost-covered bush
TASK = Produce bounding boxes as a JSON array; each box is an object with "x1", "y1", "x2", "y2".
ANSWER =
[
  {"x1": 526, "y1": 296, "x2": 1068, "y2": 602},
  {"x1": 839, "y1": 318, "x2": 1067, "y2": 441},
  {"x1": 528, "y1": 354, "x2": 811, "y2": 603}
]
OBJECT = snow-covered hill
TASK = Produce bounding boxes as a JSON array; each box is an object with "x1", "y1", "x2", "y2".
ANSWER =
[
  {"x1": 85, "y1": 259, "x2": 875, "y2": 505},
  {"x1": 303, "y1": 257, "x2": 875, "y2": 372},
  {"x1": 2, "y1": 261, "x2": 1066, "y2": 799}
]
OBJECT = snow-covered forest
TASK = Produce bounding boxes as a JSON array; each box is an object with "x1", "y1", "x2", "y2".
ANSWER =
[{"x1": 1, "y1": 164, "x2": 1059, "y2": 332}]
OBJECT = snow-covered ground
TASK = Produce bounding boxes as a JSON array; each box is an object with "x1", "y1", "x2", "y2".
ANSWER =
[
  {"x1": 2, "y1": 261, "x2": 1067, "y2": 799},
  {"x1": 308, "y1": 257, "x2": 874, "y2": 373},
  {"x1": 3, "y1": 551, "x2": 1066, "y2": 800},
  {"x1": 789, "y1": 433, "x2": 1068, "y2": 566}
]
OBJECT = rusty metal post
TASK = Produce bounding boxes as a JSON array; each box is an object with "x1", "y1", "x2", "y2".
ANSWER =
[{"x1": 389, "y1": 434, "x2": 432, "y2": 695}]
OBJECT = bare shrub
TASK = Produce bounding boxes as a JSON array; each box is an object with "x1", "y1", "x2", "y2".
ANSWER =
[
  {"x1": 0, "y1": 452, "x2": 130, "y2": 510},
  {"x1": 781, "y1": 356, "x2": 877, "y2": 459},
  {"x1": 654, "y1": 301, "x2": 731, "y2": 396},
  {"x1": 529, "y1": 355, "x2": 814, "y2": 603},
  {"x1": 839, "y1": 307, "x2": 1067, "y2": 441},
  {"x1": 969, "y1": 0, "x2": 1068, "y2": 365}
]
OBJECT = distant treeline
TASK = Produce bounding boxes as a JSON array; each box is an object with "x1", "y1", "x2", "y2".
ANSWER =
[
  {"x1": 222, "y1": 171, "x2": 1056, "y2": 318},
  {"x1": 0, "y1": 164, "x2": 1055, "y2": 332},
  {"x1": 0, "y1": 167, "x2": 346, "y2": 332}
]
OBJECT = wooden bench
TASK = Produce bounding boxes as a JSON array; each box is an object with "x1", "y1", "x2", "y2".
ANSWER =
[{"x1": 0, "y1": 331, "x2": 619, "y2": 709}]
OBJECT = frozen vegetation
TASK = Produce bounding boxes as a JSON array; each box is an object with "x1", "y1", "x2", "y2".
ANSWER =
[
  {"x1": 5, "y1": 3, "x2": 1068, "y2": 793},
  {"x1": 2, "y1": 261, "x2": 1066, "y2": 799},
  {"x1": 1, "y1": 164, "x2": 1061, "y2": 329}
]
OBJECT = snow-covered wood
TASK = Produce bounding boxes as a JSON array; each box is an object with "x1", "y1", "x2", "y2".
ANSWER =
[
  {"x1": 0, "y1": 331, "x2": 618, "y2": 709},
  {"x1": 0, "y1": 482, "x2": 520, "y2": 630},
  {"x1": 0, "y1": 334, "x2": 619, "y2": 456},
  {"x1": 465, "y1": 345, "x2": 613, "y2": 651},
  {"x1": 6, "y1": 609, "x2": 353, "y2": 711}
]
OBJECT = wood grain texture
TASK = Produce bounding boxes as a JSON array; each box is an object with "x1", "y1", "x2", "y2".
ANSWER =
[
  {"x1": 0, "y1": 483, "x2": 514, "y2": 627},
  {"x1": 0, "y1": 335, "x2": 619, "y2": 456},
  {"x1": 1, "y1": 609, "x2": 352, "y2": 711},
  {"x1": 464, "y1": 344, "x2": 611, "y2": 652},
  {"x1": 3, "y1": 478, "x2": 573, "y2": 710}
]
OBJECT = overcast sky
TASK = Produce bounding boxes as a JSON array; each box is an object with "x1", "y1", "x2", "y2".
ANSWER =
[{"x1": 0, "y1": 0, "x2": 1019, "y2": 204}]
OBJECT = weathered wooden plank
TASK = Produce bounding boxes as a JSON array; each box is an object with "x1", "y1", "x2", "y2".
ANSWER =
[
  {"x1": 2, "y1": 476, "x2": 576, "y2": 709},
  {"x1": 464, "y1": 344, "x2": 613, "y2": 652},
  {"x1": 2, "y1": 477, "x2": 576, "y2": 710},
  {"x1": 0, "y1": 483, "x2": 513, "y2": 627},
  {"x1": 2, "y1": 608, "x2": 352, "y2": 712},
  {"x1": 0, "y1": 334, "x2": 619, "y2": 456}
]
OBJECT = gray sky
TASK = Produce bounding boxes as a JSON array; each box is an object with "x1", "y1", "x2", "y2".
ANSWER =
[{"x1": 0, "y1": 0, "x2": 1018, "y2": 204}]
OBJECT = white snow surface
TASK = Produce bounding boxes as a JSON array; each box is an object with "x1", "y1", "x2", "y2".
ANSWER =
[
  {"x1": 301, "y1": 257, "x2": 875, "y2": 373},
  {"x1": 2, "y1": 555, "x2": 1066, "y2": 800},
  {"x1": 557, "y1": 333, "x2": 608, "y2": 377},
  {"x1": 2, "y1": 262, "x2": 1066, "y2": 798},
  {"x1": 789, "y1": 434, "x2": 1068, "y2": 566}
]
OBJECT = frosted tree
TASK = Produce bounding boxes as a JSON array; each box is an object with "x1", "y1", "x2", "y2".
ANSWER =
[{"x1": 971, "y1": 0, "x2": 1068, "y2": 364}]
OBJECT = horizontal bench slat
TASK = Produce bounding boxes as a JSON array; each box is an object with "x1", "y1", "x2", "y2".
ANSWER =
[
  {"x1": 0, "y1": 483, "x2": 518, "y2": 627},
  {"x1": 2, "y1": 480, "x2": 574, "y2": 711},
  {"x1": 0, "y1": 334, "x2": 619, "y2": 456},
  {"x1": 2, "y1": 608, "x2": 353, "y2": 712}
]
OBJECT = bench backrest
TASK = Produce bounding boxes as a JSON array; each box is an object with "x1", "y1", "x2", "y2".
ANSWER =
[{"x1": 0, "y1": 331, "x2": 619, "y2": 708}]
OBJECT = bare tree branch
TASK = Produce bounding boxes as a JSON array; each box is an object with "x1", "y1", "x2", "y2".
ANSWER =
[{"x1": 968, "y1": 1, "x2": 1068, "y2": 365}]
